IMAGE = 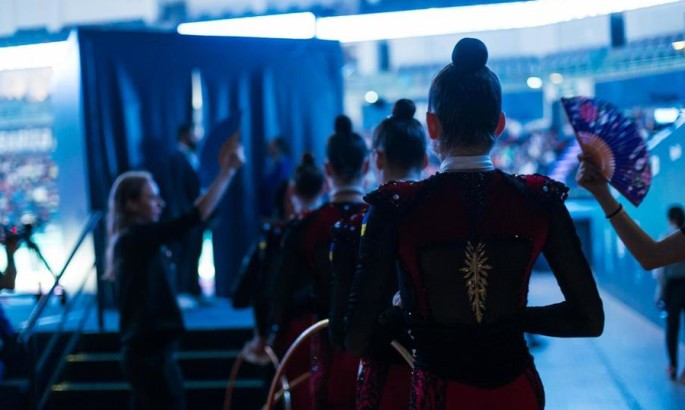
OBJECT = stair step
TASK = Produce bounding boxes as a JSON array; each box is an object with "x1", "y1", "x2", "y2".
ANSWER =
[
  {"x1": 49, "y1": 379, "x2": 265, "y2": 410},
  {"x1": 52, "y1": 379, "x2": 262, "y2": 391},
  {"x1": 61, "y1": 350, "x2": 270, "y2": 382},
  {"x1": 0, "y1": 379, "x2": 31, "y2": 410},
  {"x1": 78, "y1": 328, "x2": 253, "y2": 353}
]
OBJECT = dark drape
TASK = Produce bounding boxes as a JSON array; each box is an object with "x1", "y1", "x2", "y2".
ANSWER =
[{"x1": 71, "y1": 29, "x2": 343, "y2": 296}]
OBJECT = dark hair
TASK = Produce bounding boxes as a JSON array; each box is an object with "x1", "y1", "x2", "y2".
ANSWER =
[
  {"x1": 271, "y1": 136, "x2": 291, "y2": 156},
  {"x1": 326, "y1": 115, "x2": 369, "y2": 183},
  {"x1": 428, "y1": 37, "x2": 502, "y2": 152},
  {"x1": 373, "y1": 99, "x2": 427, "y2": 172},
  {"x1": 294, "y1": 153, "x2": 324, "y2": 199},
  {"x1": 177, "y1": 124, "x2": 192, "y2": 140},
  {"x1": 668, "y1": 205, "x2": 685, "y2": 228}
]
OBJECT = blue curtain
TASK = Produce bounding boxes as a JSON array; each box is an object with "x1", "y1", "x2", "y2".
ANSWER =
[{"x1": 71, "y1": 29, "x2": 343, "y2": 296}]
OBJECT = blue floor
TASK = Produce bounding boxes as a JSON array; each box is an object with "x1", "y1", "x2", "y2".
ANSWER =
[
  {"x1": 2, "y1": 273, "x2": 685, "y2": 409},
  {"x1": 528, "y1": 273, "x2": 685, "y2": 409}
]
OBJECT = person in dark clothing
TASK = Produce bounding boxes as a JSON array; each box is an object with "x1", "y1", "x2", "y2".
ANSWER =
[
  {"x1": 270, "y1": 116, "x2": 369, "y2": 410},
  {"x1": 345, "y1": 38, "x2": 604, "y2": 410},
  {"x1": 233, "y1": 153, "x2": 324, "y2": 364},
  {"x1": 166, "y1": 124, "x2": 203, "y2": 298},
  {"x1": 653, "y1": 205, "x2": 685, "y2": 381},
  {"x1": 260, "y1": 137, "x2": 295, "y2": 219},
  {"x1": 106, "y1": 134, "x2": 244, "y2": 410},
  {"x1": 330, "y1": 98, "x2": 427, "y2": 410},
  {"x1": 0, "y1": 235, "x2": 18, "y2": 381}
]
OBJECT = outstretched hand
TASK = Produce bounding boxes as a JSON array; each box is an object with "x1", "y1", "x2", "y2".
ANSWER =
[
  {"x1": 219, "y1": 131, "x2": 245, "y2": 173},
  {"x1": 576, "y1": 153, "x2": 610, "y2": 198},
  {"x1": 241, "y1": 336, "x2": 271, "y2": 366}
]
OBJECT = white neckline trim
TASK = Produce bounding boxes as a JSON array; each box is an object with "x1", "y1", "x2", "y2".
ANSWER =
[{"x1": 439, "y1": 155, "x2": 495, "y2": 172}]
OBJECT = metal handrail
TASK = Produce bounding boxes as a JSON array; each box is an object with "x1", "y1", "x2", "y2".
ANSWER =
[
  {"x1": 18, "y1": 211, "x2": 103, "y2": 344},
  {"x1": 36, "y1": 265, "x2": 97, "y2": 410}
]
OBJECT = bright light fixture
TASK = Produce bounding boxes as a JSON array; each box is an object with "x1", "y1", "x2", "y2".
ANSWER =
[
  {"x1": 673, "y1": 41, "x2": 685, "y2": 51},
  {"x1": 0, "y1": 41, "x2": 68, "y2": 71},
  {"x1": 178, "y1": 12, "x2": 316, "y2": 39},
  {"x1": 527, "y1": 76, "x2": 543, "y2": 89},
  {"x1": 316, "y1": 0, "x2": 680, "y2": 43},
  {"x1": 365, "y1": 90, "x2": 379, "y2": 104},
  {"x1": 549, "y1": 73, "x2": 564, "y2": 84},
  {"x1": 654, "y1": 107, "x2": 680, "y2": 124}
]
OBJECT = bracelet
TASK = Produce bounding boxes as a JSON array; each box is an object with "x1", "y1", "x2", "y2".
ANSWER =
[{"x1": 606, "y1": 203, "x2": 623, "y2": 219}]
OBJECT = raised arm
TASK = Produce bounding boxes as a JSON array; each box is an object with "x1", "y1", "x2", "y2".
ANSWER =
[
  {"x1": 523, "y1": 203, "x2": 604, "y2": 337},
  {"x1": 130, "y1": 132, "x2": 245, "y2": 249},
  {"x1": 345, "y1": 206, "x2": 399, "y2": 356},
  {"x1": 195, "y1": 131, "x2": 244, "y2": 221},
  {"x1": 577, "y1": 155, "x2": 685, "y2": 270}
]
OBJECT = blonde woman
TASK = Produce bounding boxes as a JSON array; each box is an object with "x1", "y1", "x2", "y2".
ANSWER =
[{"x1": 107, "y1": 134, "x2": 243, "y2": 410}]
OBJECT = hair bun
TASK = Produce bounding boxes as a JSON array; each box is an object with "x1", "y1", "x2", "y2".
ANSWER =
[
  {"x1": 392, "y1": 99, "x2": 416, "y2": 120},
  {"x1": 301, "y1": 152, "x2": 315, "y2": 166},
  {"x1": 334, "y1": 115, "x2": 352, "y2": 135},
  {"x1": 451, "y1": 38, "x2": 488, "y2": 73}
]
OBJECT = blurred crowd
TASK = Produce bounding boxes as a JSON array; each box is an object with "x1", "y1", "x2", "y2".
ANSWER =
[{"x1": 0, "y1": 152, "x2": 58, "y2": 226}]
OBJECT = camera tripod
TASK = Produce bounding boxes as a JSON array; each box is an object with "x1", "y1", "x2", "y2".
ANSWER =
[{"x1": 22, "y1": 228, "x2": 67, "y2": 305}]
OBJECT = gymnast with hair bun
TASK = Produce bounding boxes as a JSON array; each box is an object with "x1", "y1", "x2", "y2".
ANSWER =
[
  {"x1": 269, "y1": 115, "x2": 369, "y2": 409},
  {"x1": 232, "y1": 152, "x2": 324, "y2": 365},
  {"x1": 330, "y1": 98, "x2": 427, "y2": 410},
  {"x1": 345, "y1": 38, "x2": 605, "y2": 409}
]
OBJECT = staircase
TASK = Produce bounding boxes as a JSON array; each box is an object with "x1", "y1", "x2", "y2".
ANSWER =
[{"x1": 46, "y1": 328, "x2": 269, "y2": 410}]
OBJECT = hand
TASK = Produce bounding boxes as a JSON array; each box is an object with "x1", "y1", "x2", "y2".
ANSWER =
[
  {"x1": 219, "y1": 131, "x2": 245, "y2": 172},
  {"x1": 242, "y1": 336, "x2": 270, "y2": 366},
  {"x1": 576, "y1": 154, "x2": 610, "y2": 198}
]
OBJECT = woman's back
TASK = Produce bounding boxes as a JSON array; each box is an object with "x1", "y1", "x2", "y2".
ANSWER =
[
  {"x1": 348, "y1": 170, "x2": 603, "y2": 392},
  {"x1": 391, "y1": 171, "x2": 553, "y2": 327}
]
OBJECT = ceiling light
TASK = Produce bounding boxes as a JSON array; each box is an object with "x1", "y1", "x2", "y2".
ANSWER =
[
  {"x1": 178, "y1": 12, "x2": 316, "y2": 39},
  {"x1": 0, "y1": 42, "x2": 68, "y2": 71},
  {"x1": 527, "y1": 76, "x2": 543, "y2": 89}
]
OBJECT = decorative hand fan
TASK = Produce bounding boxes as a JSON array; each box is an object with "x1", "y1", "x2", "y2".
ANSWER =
[{"x1": 561, "y1": 96, "x2": 651, "y2": 206}]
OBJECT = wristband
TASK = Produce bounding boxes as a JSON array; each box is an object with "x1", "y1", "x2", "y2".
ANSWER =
[{"x1": 606, "y1": 203, "x2": 623, "y2": 219}]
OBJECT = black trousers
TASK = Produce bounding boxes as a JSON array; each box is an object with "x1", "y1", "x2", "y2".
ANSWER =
[
  {"x1": 122, "y1": 341, "x2": 186, "y2": 410},
  {"x1": 665, "y1": 279, "x2": 685, "y2": 368}
]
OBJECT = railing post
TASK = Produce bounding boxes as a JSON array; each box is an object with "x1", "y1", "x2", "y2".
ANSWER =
[{"x1": 93, "y1": 217, "x2": 107, "y2": 332}]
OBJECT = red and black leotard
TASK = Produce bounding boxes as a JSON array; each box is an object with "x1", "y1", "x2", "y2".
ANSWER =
[
  {"x1": 272, "y1": 202, "x2": 368, "y2": 410},
  {"x1": 331, "y1": 212, "x2": 412, "y2": 410},
  {"x1": 346, "y1": 171, "x2": 604, "y2": 410}
]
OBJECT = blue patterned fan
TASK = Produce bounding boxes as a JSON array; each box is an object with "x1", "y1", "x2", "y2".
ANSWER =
[{"x1": 561, "y1": 96, "x2": 651, "y2": 206}]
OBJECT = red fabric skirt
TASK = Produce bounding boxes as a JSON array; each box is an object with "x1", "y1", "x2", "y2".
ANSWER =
[
  {"x1": 357, "y1": 358, "x2": 412, "y2": 410},
  {"x1": 410, "y1": 366, "x2": 544, "y2": 410},
  {"x1": 311, "y1": 333, "x2": 360, "y2": 410},
  {"x1": 273, "y1": 314, "x2": 316, "y2": 410}
]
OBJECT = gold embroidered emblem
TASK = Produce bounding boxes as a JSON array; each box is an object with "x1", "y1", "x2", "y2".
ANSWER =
[{"x1": 459, "y1": 241, "x2": 492, "y2": 324}]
